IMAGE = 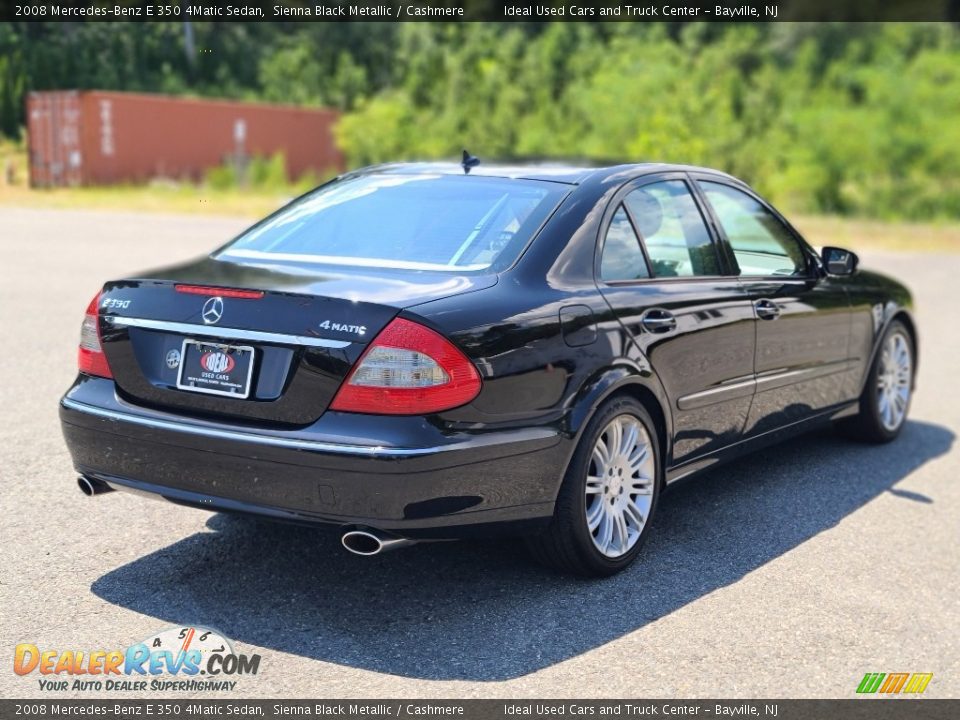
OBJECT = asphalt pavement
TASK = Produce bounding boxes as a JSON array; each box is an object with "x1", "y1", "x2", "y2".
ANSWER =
[{"x1": 0, "y1": 207, "x2": 957, "y2": 699}]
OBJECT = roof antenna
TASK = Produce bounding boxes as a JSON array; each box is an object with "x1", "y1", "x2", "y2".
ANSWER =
[{"x1": 461, "y1": 149, "x2": 480, "y2": 175}]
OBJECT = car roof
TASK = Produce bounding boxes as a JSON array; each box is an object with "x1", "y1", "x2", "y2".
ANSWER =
[{"x1": 355, "y1": 161, "x2": 744, "y2": 186}]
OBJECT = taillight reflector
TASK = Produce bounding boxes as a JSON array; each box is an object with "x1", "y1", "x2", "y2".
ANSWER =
[
  {"x1": 77, "y1": 293, "x2": 113, "y2": 379},
  {"x1": 329, "y1": 318, "x2": 481, "y2": 415},
  {"x1": 175, "y1": 285, "x2": 264, "y2": 299}
]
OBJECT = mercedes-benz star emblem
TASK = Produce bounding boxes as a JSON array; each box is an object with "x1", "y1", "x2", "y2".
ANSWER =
[
  {"x1": 165, "y1": 349, "x2": 181, "y2": 369},
  {"x1": 202, "y1": 296, "x2": 224, "y2": 325}
]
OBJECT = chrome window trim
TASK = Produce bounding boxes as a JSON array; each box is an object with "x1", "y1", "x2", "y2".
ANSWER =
[{"x1": 106, "y1": 316, "x2": 351, "y2": 349}]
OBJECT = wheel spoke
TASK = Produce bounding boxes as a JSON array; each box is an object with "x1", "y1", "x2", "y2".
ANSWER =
[
  {"x1": 621, "y1": 421, "x2": 639, "y2": 457},
  {"x1": 593, "y1": 443, "x2": 610, "y2": 469},
  {"x1": 629, "y1": 477, "x2": 653, "y2": 494},
  {"x1": 624, "y1": 501, "x2": 646, "y2": 530},
  {"x1": 595, "y1": 510, "x2": 613, "y2": 552},
  {"x1": 882, "y1": 397, "x2": 894, "y2": 427},
  {"x1": 627, "y1": 446, "x2": 649, "y2": 474},
  {"x1": 893, "y1": 391, "x2": 906, "y2": 414},
  {"x1": 586, "y1": 499, "x2": 604, "y2": 531},
  {"x1": 585, "y1": 476, "x2": 604, "y2": 495},
  {"x1": 613, "y1": 512, "x2": 630, "y2": 551},
  {"x1": 606, "y1": 421, "x2": 622, "y2": 461}
]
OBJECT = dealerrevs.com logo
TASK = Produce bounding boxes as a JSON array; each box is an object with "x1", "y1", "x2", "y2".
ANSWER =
[
  {"x1": 14, "y1": 626, "x2": 261, "y2": 692},
  {"x1": 856, "y1": 672, "x2": 933, "y2": 695}
]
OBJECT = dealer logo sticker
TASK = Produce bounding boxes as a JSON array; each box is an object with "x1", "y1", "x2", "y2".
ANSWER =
[
  {"x1": 13, "y1": 625, "x2": 261, "y2": 692},
  {"x1": 201, "y1": 351, "x2": 235, "y2": 374},
  {"x1": 165, "y1": 349, "x2": 181, "y2": 369}
]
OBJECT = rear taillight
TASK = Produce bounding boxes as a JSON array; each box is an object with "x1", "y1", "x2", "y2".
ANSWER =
[
  {"x1": 330, "y1": 318, "x2": 481, "y2": 415},
  {"x1": 78, "y1": 293, "x2": 112, "y2": 379}
]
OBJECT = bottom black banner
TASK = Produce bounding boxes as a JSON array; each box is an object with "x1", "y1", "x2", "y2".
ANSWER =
[{"x1": 1, "y1": 700, "x2": 957, "y2": 720}]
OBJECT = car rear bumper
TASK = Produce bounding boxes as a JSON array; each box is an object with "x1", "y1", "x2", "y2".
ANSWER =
[{"x1": 59, "y1": 377, "x2": 566, "y2": 538}]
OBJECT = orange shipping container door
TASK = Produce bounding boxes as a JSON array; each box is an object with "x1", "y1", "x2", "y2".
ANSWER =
[
  {"x1": 27, "y1": 91, "x2": 85, "y2": 188},
  {"x1": 79, "y1": 91, "x2": 343, "y2": 184}
]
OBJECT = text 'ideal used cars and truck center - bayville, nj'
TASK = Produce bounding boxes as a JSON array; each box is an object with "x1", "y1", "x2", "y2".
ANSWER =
[{"x1": 19, "y1": 4, "x2": 778, "y2": 19}]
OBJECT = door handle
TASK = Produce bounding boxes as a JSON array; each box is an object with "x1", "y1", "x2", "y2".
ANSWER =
[
  {"x1": 641, "y1": 309, "x2": 677, "y2": 333},
  {"x1": 755, "y1": 299, "x2": 780, "y2": 320}
]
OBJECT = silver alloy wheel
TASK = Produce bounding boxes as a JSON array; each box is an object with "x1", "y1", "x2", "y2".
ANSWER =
[
  {"x1": 585, "y1": 414, "x2": 656, "y2": 558},
  {"x1": 877, "y1": 331, "x2": 912, "y2": 432}
]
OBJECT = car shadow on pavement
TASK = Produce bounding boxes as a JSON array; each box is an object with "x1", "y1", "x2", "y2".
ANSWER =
[{"x1": 92, "y1": 420, "x2": 953, "y2": 681}]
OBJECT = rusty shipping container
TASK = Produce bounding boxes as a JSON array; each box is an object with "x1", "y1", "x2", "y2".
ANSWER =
[{"x1": 27, "y1": 90, "x2": 344, "y2": 187}]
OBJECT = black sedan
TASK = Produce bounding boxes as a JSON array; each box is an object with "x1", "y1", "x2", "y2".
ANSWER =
[{"x1": 60, "y1": 161, "x2": 917, "y2": 576}]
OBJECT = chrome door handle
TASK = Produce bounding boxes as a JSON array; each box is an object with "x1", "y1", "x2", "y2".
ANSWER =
[
  {"x1": 755, "y1": 299, "x2": 780, "y2": 320},
  {"x1": 641, "y1": 309, "x2": 677, "y2": 333}
]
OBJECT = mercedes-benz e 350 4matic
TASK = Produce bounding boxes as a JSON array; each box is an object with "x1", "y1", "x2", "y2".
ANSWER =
[{"x1": 60, "y1": 161, "x2": 917, "y2": 576}]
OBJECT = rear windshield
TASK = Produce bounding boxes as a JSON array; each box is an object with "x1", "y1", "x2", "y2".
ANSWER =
[{"x1": 218, "y1": 174, "x2": 568, "y2": 272}]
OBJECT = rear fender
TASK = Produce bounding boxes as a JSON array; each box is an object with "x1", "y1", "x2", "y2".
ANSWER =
[{"x1": 566, "y1": 364, "x2": 674, "y2": 465}]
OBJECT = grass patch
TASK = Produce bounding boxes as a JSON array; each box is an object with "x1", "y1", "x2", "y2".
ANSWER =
[
  {"x1": 0, "y1": 140, "x2": 313, "y2": 218},
  {"x1": 793, "y1": 215, "x2": 960, "y2": 254},
  {"x1": 0, "y1": 182, "x2": 289, "y2": 219}
]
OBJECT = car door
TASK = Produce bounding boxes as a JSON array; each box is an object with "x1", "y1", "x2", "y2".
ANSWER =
[
  {"x1": 694, "y1": 178, "x2": 854, "y2": 436},
  {"x1": 596, "y1": 174, "x2": 757, "y2": 467}
]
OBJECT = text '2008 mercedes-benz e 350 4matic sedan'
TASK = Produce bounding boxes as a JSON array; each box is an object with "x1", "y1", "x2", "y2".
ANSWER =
[{"x1": 60, "y1": 158, "x2": 917, "y2": 576}]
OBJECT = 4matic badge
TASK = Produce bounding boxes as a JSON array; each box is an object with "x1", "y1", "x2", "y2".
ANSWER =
[
  {"x1": 14, "y1": 625, "x2": 261, "y2": 693},
  {"x1": 319, "y1": 320, "x2": 366, "y2": 336}
]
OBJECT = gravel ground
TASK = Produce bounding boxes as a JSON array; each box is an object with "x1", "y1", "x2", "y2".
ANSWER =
[{"x1": 0, "y1": 207, "x2": 957, "y2": 699}]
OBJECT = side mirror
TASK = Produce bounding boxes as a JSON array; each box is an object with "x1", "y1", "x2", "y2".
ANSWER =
[{"x1": 821, "y1": 246, "x2": 858, "y2": 276}]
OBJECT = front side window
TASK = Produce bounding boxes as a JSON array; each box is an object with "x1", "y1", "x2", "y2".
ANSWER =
[
  {"x1": 700, "y1": 182, "x2": 807, "y2": 277},
  {"x1": 218, "y1": 174, "x2": 566, "y2": 272},
  {"x1": 623, "y1": 181, "x2": 721, "y2": 278}
]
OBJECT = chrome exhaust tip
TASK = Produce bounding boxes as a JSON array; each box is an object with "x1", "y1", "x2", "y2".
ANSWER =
[
  {"x1": 77, "y1": 475, "x2": 114, "y2": 497},
  {"x1": 341, "y1": 529, "x2": 416, "y2": 556}
]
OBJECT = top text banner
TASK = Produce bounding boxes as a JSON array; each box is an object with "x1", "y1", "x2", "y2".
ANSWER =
[{"x1": 5, "y1": 0, "x2": 959, "y2": 23}]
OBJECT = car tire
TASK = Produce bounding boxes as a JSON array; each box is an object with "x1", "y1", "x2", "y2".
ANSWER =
[
  {"x1": 526, "y1": 395, "x2": 661, "y2": 577},
  {"x1": 839, "y1": 319, "x2": 914, "y2": 444}
]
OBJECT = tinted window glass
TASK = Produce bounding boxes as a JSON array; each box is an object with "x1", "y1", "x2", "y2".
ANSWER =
[
  {"x1": 219, "y1": 174, "x2": 565, "y2": 272},
  {"x1": 601, "y1": 205, "x2": 650, "y2": 281},
  {"x1": 624, "y1": 181, "x2": 720, "y2": 277},
  {"x1": 700, "y1": 182, "x2": 806, "y2": 277}
]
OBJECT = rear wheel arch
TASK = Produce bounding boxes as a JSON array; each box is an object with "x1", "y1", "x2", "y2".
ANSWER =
[
  {"x1": 614, "y1": 384, "x2": 669, "y2": 486},
  {"x1": 567, "y1": 369, "x2": 672, "y2": 485},
  {"x1": 529, "y1": 392, "x2": 665, "y2": 576}
]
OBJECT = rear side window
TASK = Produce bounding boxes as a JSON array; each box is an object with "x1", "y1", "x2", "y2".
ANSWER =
[
  {"x1": 700, "y1": 182, "x2": 807, "y2": 277},
  {"x1": 624, "y1": 181, "x2": 720, "y2": 277},
  {"x1": 219, "y1": 174, "x2": 566, "y2": 272},
  {"x1": 600, "y1": 206, "x2": 650, "y2": 281}
]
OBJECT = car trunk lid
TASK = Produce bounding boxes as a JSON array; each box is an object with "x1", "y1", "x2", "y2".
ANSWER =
[{"x1": 97, "y1": 256, "x2": 495, "y2": 425}]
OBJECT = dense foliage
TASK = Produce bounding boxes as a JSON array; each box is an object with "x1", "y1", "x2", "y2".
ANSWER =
[{"x1": 2, "y1": 21, "x2": 958, "y2": 218}]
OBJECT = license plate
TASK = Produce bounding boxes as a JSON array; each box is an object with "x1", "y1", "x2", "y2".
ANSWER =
[{"x1": 176, "y1": 340, "x2": 255, "y2": 399}]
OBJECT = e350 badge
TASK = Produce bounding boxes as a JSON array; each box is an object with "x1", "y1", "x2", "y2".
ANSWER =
[{"x1": 14, "y1": 626, "x2": 261, "y2": 692}]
